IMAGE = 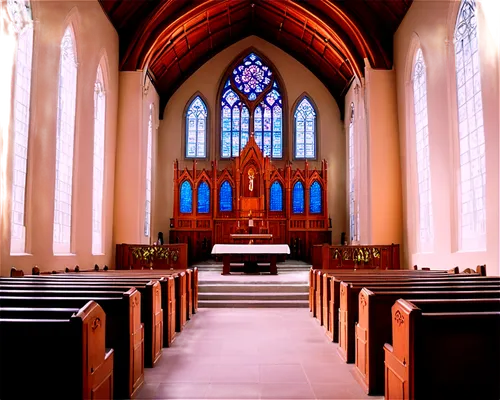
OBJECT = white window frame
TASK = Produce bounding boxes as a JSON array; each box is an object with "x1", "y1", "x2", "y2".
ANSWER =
[
  {"x1": 53, "y1": 26, "x2": 77, "y2": 254},
  {"x1": 92, "y1": 65, "x2": 106, "y2": 255}
]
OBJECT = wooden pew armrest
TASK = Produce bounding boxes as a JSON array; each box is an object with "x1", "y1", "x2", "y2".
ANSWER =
[{"x1": 384, "y1": 343, "x2": 394, "y2": 353}]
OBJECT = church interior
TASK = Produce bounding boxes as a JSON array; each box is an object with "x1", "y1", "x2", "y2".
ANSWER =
[{"x1": 0, "y1": 0, "x2": 499, "y2": 399}]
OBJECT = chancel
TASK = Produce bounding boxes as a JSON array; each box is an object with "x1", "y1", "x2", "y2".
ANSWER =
[{"x1": 1, "y1": 0, "x2": 499, "y2": 399}]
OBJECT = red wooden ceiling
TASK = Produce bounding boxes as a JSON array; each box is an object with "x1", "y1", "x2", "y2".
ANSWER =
[{"x1": 99, "y1": 0, "x2": 412, "y2": 115}]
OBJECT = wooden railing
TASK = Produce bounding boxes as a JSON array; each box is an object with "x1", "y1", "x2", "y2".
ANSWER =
[
  {"x1": 116, "y1": 243, "x2": 188, "y2": 270},
  {"x1": 312, "y1": 243, "x2": 400, "y2": 270}
]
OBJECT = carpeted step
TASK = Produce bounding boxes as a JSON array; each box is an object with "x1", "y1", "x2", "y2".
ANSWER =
[
  {"x1": 199, "y1": 292, "x2": 308, "y2": 301},
  {"x1": 198, "y1": 283, "x2": 308, "y2": 293},
  {"x1": 198, "y1": 299, "x2": 309, "y2": 308}
]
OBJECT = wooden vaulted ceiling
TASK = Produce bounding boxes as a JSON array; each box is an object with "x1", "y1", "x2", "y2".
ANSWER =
[{"x1": 99, "y1": 0, "x2": 413, "y2": 115}]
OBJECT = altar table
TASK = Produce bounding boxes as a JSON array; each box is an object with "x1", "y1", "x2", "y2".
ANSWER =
[{"x1": 211, "y1": 244, "x2": 291, "y2": 275}]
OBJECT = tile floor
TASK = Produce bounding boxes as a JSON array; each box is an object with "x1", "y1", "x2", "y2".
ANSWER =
[{"x1": 136, "y1": 308, "x2": 383, "y2": 399}]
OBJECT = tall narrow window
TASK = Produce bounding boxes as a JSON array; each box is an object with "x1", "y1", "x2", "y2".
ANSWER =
[
  {"x1": 219, "y1": 181, "x2": 233, "y2": 212},
  {"x1": 348, "y1": 104, "x2": 359, "y2": 242},
  {"x1": 269, "y1": 181, "x2": 283, "y2": 212},
  {"x1": 185, "y1": 96, "x2": 207, "y2": 158},
  {"x1": 53, "y1": 26, "x2": 77, "y2": 254},
  {"x1": 144, "y1": 104, "x2": 153, "y2": 237},
  {"x1": 9, "y1": 0, "x2": 33, "y2": 254},
  {"x1": 292, "y1": 181, "x2": 304, "y2": 214},
  {"x1": 197, "y1": 181, "x2": 210, "y2": 213},
  {"x1": 92, "y1": 65, "x2": 106, "y2": 254},
  {"x1": 180, "y1": 181, "x2": 193, "y2": 213},
  {"x1": 310, "y1": 181, "x2": 322, "y2": 214},
  {"x1": 294, "y1": 97, "x2": 317, "y2": 159},
  {"x1": 454, "y1": 0, "x2": 486, "y2": 250},
  {"x1": 221, "y1": 53, "x2": 282, "y2": 158},
  {"x1": 412, "y1": 49, "x2": 434, "y2": 252}
]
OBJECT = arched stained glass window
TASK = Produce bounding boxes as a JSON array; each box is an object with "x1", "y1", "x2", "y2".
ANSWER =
[
  {"x1": 9, "y1": 0, "x2": 33, "y2": 254},
  {"x1": 221, "y1": 53, "x2": 282, "y2": 158},
  {"x1": 412, "y1": 49, "x2": 434, "y2": 252},
  {"x1": 292, "y1": 181, "x2": 304, "y2": 214},
  {"x1": 219, "y1": 181, "x2": 233, "y2": 212},
  {"x1": 185, "y1": 96, "x2": 207, "y2": 158},
  {"x1": 269, "y1": 181, "x2": 283, "y2": 212},
  {"x1": 180, "y1": 181, "x2": 193, "y2": 213},
  {"x1": 53, "y1": 26, "x2": 77, "y2": 254},
  {"x1": 348, "y1": 104, "x2": 359, "y2": 242},
  {"x1": 144, "y1": 104, "x2": 153, "y2": 237},
  {"x1": 92, "y1": 65, "x2": 106, "y2": 254},
  {"x1": 310, "y1": 181, "x2": 322, "y2": 214},
  {"x1": 294, "y1": 97, "x2": 316, "y2": 159},
  {"x1": 454, "y1": 0, "x2": 486, "y2": 250},
  {"x1": 197, "y1": 181, "x2": 210, "y2": 213}
]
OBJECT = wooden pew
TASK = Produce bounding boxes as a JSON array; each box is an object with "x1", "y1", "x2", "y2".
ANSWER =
[
  {"x1": 0, "y1": 279, "x2": 163, "y2": 367},
  {"x1": 0, "y1": 300, "x2": 114, "y2": 399},
  {"x1": 338, "y1": 280, "x2": 500, "y2": 363},
  {"x1": 0, "y1": 290, "x2": 143, "y2": 399},
  {"x1": 384, "y1": 299, "x2": 500, "y2": 400},
  {"x1": 325, "y1": 272, "x2": 494, "y2": 342},
  {"x1": 355, "y1": 287, "x2": 500, "y2": 394}
]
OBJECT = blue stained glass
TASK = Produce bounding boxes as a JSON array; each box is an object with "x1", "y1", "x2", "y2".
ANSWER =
[
  {"x1": 270, "y1": 181, "x2": 283, "y2": 211},
  {"x1": 219, "y1": 181, "x2": 232, "y2": 212},
  {"x1": 232, "y1": 53, "x2": 272, "y2": 100},
  {"x1": 180, "y1": 181, "x2": 192, "y2": 213},
  {"x1": 310, "y1": 181, "x2": 322, "y2": 214},
  {"x1": 293, "y1": 181, "x2": 305, "y2": 214},
  {"x1": 197, "y1": 181, "x2": 210, "y2": 213},
  {"x1": 294, "y1": 97, "x2": 316, "y2": 159}
]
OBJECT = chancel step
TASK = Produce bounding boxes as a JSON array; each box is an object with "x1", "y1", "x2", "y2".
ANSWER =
[{"x1": 198, "y1": 299, "x2": 309, "y2": 308}]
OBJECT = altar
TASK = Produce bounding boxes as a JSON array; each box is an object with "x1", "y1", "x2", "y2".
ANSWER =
[
  {"x1": 230, "y1": 233, "x2": 273, "y2": 244},
  {"x1": 211, "y1": 244, "x2": 291, "y2": 275}
]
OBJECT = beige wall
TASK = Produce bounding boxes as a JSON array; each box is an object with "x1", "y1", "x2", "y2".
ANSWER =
[
  {"x1": 394, "y1": 0, "x2": 500, "y2": 273},
  {"x1": 155, "y1": 36, "x2": 346, "y2": 244},
  {"x1": 0, "y1": 0, "x2": 119, "y2": 275}
]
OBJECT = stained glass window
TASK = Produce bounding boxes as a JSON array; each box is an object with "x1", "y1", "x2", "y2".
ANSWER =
[
  {"x1": 144, "y1": 104, "x2": 153, "y2": 237},
  {"x1": 348, "y1": 104, "x2": 359, "y2": 242},
  {"x1": 92, "y1": 65, "x2": 106, "y2": 254},
  {"x1": 219, "y1": 181, "x2": 232, "y2": 212},
  {"x1": 269, "y1": 181, "x2": 283, "y2": 212},
  {"x1": 294, "y1": 97, "x2": 316, "y2": 159},
  {"x1": 221, "y1": 54, "x2": 282, "y2": 158},
  {"x1": 185, "y1": 96, "x2": 207, "y2": 158},
  {"x1": 197, "y1": 181, "x2": 210, "y2": 213},
  {"x1": 412, "y1": 49, "x2": 434, "y2": 252},
  {"x1": 53, "y1": 26, "x2": 77, "y2": 254},
  {"x1": 9, "y1": 0, "x2": 33, "y2": 254},
  {"x1": 310, "y1": 181, "x2": 322, "y2": 214},
  {"x1": 180, "y1": 181, "x2": 192, "y2": 213},
  {"x1": 454, "y1": 0, "x2": 485, "y2": 251},
  {"x1": 292, "y1": 181, "x2": 304, "y2": 214}
]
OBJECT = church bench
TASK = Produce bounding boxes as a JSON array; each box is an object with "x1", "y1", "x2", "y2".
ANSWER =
[
  {"x1": 384, "y1": 299, "x2": 500, "y2": 400},
  {"x1": 0, "y1": 280, "x2": 163, "y2": 367},
  {"x1": 315, "y1": 270, "x2": 455, "y2": 340},
  {"x1": 355, "y1": 287, "x2": 500, "y2": 395},
  {"x1": 325, "y1": 272, "x2": 491, "y2": 342},
  {"x1": 339, "y1": 280, "x2": 500, "y2": 363},
  {"x1": 0, "y1": 290, "x2": 143, "y2": 399},
  {"x1": 0, "y1": 301, "x2": 114, "y2": 399}
]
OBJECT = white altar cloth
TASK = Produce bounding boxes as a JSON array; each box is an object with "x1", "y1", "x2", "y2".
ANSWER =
[{"x1": 211, "y1": 244, "x2": 290, "y2": 255}]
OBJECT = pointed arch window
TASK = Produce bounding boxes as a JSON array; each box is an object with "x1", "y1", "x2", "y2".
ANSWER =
[
  {"x1": 292, "y1": 181, "x2": 304, "y2": 214},
  {"x1": 92, "y1": 65, "x2": 106, "y2": 254},
  {"x1": 454, "y1": 0, "x2": 486, "y2": 250},
  {"x1": 9, "y1": 0, "x2": 33, "y2": 254},
  {"x1": 197, "y1": 181, "x2": 210, "y2": 213},
  {"x1": 144, "y1": 104, "x2": 153, "y2": 237},
  {"x1": 219, "y1": 181, "x2": 233, "y2": 212},
  {"x1": 294, "y1": 97, "x2": 317, "y2": 159},
  {"x1": 53, "y1": 26, "x2": 77, "y2": 254},
  {"x1": 269, "y1": 181, "x2": 283, "y2": 212},
  {"x1": 186, "y1": 96, "x2": 207, "y2": 158},
  {"x1": 310, "y1": 181, "x2": 322, "y2": 214},
  {"x1": 412, "y1": 49, "x2": 434, "y2": 252},
  {"x1": 180, "y1": 181, "x2": 193, "y2": 213},
  {"x1": 221, "y1": 53, "x2": 282, "y2": 158},
  {"x1": 348, "y1": 104, "x2": 359, "y2": 242}
]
